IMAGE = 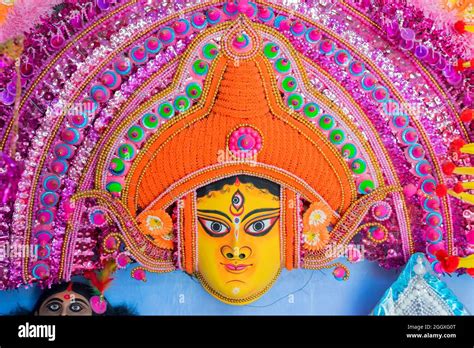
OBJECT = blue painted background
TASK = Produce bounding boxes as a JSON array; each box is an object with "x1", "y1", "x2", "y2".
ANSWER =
[{"x1": 0, "y1": 261, "x2": 472, "y2": 315}]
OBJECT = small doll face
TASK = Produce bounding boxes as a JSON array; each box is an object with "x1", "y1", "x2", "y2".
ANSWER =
[
  {"x1": 37, "y1": 290, "x2": 93, "y2": 316},
  {"x1": 196, "y1": 181, "x2": 281, "y2": 304}
]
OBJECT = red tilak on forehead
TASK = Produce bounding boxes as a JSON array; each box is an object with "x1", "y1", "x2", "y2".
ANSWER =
[
  {"x1": 63, "y1": 282, "x2": 73, "y2": 299},
  {"x1": 235, "y1": 177, "x2": 240, "y2": 186}
]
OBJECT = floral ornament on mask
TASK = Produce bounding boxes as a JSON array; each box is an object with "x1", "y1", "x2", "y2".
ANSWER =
[
  {"x1": 137, "y1": 209, "x2": 174, "y2": 249},
  {"x1": 435, "y1": 250, "x2": 474, "y2": 276},
  {"x1": 302, "y1": 226, "x2": 330, "y2": 251},
  {"x1": 302, "y1": 202, "x2": 334, "y2": 251},
  {"x1": 83, "y1": 260, "x2": 117, "y2": 314}
]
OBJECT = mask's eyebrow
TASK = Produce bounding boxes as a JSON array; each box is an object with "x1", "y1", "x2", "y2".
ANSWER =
[
  {"x1": 242, "y1": 208, "x2": 280, "y2": 221},
  {"x1": 73, "y1": 298, "x2": 89, "y2": 306},
  {"x1": 197, "y1": 209, "x2": 232, "y2": 223},
  {"x1": 45, "y1": 298, "x2": 64, "y2": 305}
]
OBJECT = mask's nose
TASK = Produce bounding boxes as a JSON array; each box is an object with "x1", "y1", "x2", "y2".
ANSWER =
[{"x1": 221, "y1": 245, "x2": 252, "y2": 260}]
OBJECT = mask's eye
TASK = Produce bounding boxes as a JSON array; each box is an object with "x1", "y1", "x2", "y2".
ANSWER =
[
  {"x1": 69, "y1": 303, "x2": 84, "y2": 313},
  {"x1": 198, "y1": 217, "x2": 231, "y2": 237},
  {"x1": 46, "y1": 302, "x2": 61, "y2": 312},
  {"x1": 245, "y1": 217, "x2": 279, "y2": 237}
]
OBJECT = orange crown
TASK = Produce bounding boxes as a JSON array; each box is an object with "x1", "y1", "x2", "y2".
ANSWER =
[{"x1": 126, "y1": 54, "x2": 356, "y2": 217}]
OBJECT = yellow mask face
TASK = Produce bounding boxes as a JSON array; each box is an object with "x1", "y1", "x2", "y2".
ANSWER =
[{"x1": 196, "y1": 180, "x2": 281, "y2": 305}]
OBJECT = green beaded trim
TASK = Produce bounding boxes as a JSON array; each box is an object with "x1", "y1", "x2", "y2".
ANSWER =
[
  {"x1": 192, "y1": 59, "x2": 209, "y2": 76},
  {"x1": 174, "y1": 95, "x2": 191, "y2": 112},
  {"x1": 202, "y1": 43, "x2": 218, "y2": 60},
  {"x1": 341, "y1": 143, "x2": 357, "y2": 159},
  {"x1": 127, "y1": 125, "x2": 145, "y2": 142},
  {"x1": 281, "y1": 75, "x2": 297, "y2": 92},
  {"x1": 264, "y1": 42, "x2": 280, "y2": 59},
  {"x1": 318, "y1": 114, "x2": 334, "y2": 130},
  {"x1": 329, "y1": 129, "x2": 345, "y2": 145},
  {"x1": 142, "y1": 113, "x2": 159, "y2": 130},
  {"x1": 106, "y1": 181, "x2": 123, "y2": 193},
  {"x1": 287, "y1": 93, "x2": 303, "y2": 110},
  {"x1": 118, "y1": 143, "x2": 135, "y2": 161},
  {"x1": 158, "y1": 101, "x2": 175, "y2": 119},
  {"x1": 274, "y1": 57, "x2": 291, "y2": 74},
  {"x1": 186, "y1": 82, "x2": 202, "y2": 99},
  {"x1": 109, "y1": 158, "x2": 125, "y2": 176},
  {"x1": 358, "y1": 179, "x2": 375, "y2": 194},
  {"x1": 303, "y1": 102, "x2": 320, "y2": 118},
  {"x1": 351, "y1": 158, "x2": 367, "y2": 174}
]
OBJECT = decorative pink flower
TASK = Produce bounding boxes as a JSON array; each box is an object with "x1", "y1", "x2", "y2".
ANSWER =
[{"x1": 228, "y1": 126, "x2": 263, "y2": 158}]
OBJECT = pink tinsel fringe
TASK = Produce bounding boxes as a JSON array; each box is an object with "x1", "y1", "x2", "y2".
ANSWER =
[
  {"x1": 406, "y1": 0, "x2": 473, "y2": 56},
  {"x1": 0, "y1": 0, "x2": 61, "y2": 42}
]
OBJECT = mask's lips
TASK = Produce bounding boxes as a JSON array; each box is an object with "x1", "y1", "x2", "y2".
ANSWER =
[{"x1": 222, "y1": 263, "x2": 252, "y2": 273}]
